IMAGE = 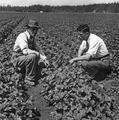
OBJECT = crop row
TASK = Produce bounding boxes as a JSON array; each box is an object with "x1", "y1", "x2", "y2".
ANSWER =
[
  {"x1": 34, "y1": 16, "x2": 119, "y2": 120},
  {"x1": 0, "y1": 15, "x2": 44, "y2": 120},
  {"x1": 0, "y1": 19, "x2": 12, "y2": 28},
  {"x1": 0, "y1": 17, "x2": 24, "y2": 44}
]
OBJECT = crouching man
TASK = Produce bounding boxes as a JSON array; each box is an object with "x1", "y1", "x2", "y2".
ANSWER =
[
  {"x1": 69, "y1": 24, "x2": 111, "y2": 81},
  {"x1": 11, "y1": 19, "x2": 49, "y2": 85}
]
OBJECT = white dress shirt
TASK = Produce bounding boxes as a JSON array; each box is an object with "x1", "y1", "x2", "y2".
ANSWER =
[
  {"x1": 13, "y1": 30, "x2": 46, "y2": 60},
  {"x1": 13, "y1": 30, "x2": 30, "y2": 52},
  {"x1": 80, "y1": 33, "x2": 109, "y2": 58}
]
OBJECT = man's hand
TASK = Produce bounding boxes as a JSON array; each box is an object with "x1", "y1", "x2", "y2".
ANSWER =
[
  {"x1": 69, "y1": 57, "x2": 82, "y2": 64},
  {"x1": 38, "y1": 58, "x2": 49, "y2": 68},
  {"x1": 40, "y1": 54, "x2": 47, "y2": 60},
  {"x1": 23, "y1": 48, "x2": 40, "y2": 56},
  {"x1": 34, "y1": 51, "x2": 40, "y2": 56},
  {"x1": 44, "y1": 59, "x2": 50, "y2": 67},
  {"x1": 39, "y1": 54, "x2": 50, "y2": 67},
  {"x1": 69, "y1": 59, "x2": 75, "y2": 64}
]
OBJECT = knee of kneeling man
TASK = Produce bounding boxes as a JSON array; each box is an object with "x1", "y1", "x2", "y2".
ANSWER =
[
  {"x1": 29, "y1": 53, "x2": 39, "y2": 60},
  {"x1": 81, "y1": 61, "x2": 88, "y2": 68}
]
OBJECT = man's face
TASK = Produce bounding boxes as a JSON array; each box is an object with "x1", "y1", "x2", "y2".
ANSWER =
[
  {"x1": 31, "y1": 27, "x2": 38, "y2": 36},
  {"x1": 77, "y1": 31, "x2": 89, "y2": 41}
]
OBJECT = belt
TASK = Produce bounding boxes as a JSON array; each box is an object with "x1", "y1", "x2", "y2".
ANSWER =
[
  {"x1": 91, "y1": 54, "x2": 110, "y2": 60},
  {"x1": 98, "y1": 54, "x2": 110, "y2": 59}
]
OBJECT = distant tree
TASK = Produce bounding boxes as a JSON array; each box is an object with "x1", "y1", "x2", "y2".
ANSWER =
[{"x1": 0, "y1": 3, "x2": 119, "y2": 13}]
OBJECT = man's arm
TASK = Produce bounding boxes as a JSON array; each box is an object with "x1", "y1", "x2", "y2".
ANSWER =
[
  {"x1": 69, "y1": 53, "x2": 91, "y2": 64},
  {"x1": 33, "y1": 40, "x2": 50, "y2": 65},
  {"x1": 78, "y1": 48, "x2": 84, "y2": 57},
  {"x1": 78, "y1": 40, "x2": 87, "y2": 57},
  {"x1": 23, "y1": 48, "x2": 49, "y2": 66},
  {"x1": 23, "y1": 48, "x2": 39, "y2": 56},
  {"x1": 17, "y1": 33, "x2": 40, "y2": 56}
]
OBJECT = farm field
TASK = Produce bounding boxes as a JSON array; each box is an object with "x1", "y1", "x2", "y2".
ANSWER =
[{"x1": 0, "y1": 12, "x2": 119, "y2": 120}]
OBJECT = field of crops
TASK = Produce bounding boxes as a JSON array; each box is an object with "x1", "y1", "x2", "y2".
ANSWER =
[{"x1": 0, "y1": 12, "x2": 119, "y2": 120}]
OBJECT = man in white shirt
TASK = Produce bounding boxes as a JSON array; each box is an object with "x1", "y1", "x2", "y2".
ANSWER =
[
  {"x1": 69, "y1": 24, "x2": 111, "y2": 81},
  {"x1": 11, "y1": 19, "x2": 49, "y2": 85}
]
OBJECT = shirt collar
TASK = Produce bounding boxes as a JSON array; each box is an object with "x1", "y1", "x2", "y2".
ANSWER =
[{"x1": 25, "y1": 30, "x2": 30, "y2": 39}]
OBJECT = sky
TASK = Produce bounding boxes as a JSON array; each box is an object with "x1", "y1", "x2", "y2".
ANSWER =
[{"x1": 1, "y1": 0, "x2": 119, "y2": 6}]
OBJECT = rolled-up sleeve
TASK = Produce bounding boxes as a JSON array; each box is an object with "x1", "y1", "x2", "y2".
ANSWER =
[
  {"x1": 80, "y1": 40, "x2": 87, "y2": 51},
  {"x1": 17, "y1": 33, "x2": 28, "y2": 50}
]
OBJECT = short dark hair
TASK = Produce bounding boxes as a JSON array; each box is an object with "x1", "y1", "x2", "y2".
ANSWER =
[{"x1": 77, "y1": 24, "x2": 90, "y2": 33}]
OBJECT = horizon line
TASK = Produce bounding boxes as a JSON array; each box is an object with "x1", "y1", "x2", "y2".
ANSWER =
[{"x1": 0, "y1": 2, "x2": 119, "y2": 7}]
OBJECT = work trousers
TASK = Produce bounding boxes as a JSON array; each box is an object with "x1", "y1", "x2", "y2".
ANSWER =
[
  {"x1": 11, "y1": 52, "x2": 43, "y2": 82},
  {"x1": 81, "y1": 56, "x2": 111, "y2": 81}
]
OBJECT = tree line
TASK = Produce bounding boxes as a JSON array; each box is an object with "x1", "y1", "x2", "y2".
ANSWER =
[{"x1": 0, "y1": 3, "x2": 119, "y2": 13}]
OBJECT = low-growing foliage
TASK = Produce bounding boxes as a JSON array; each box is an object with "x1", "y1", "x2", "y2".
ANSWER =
[{"x1": 0, "y1": 12, "x2": 119, "y2": 120}]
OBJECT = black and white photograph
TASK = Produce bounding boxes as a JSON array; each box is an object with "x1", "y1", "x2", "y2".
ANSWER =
[{"x1": 0, "y1": 0, "x2": 119, "y2": 120}]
